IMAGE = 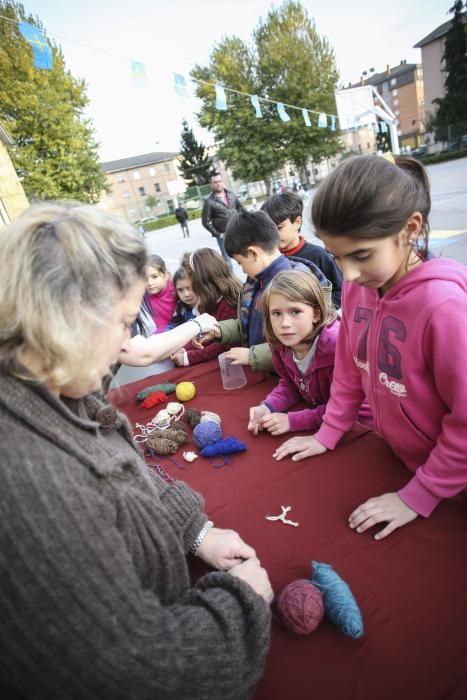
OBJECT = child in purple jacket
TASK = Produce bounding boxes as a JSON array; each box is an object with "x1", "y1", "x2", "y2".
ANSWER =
[{"x1": 248, "y1": 269, "x2": 371, "y2": 436}]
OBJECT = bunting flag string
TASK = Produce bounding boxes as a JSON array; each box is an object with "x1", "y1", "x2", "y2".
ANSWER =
[
  {"x1": 250, "y1": 94, "x2": 262, "y2": 119},
  {"x1": 215, "y1": 84, "x2": 228, "y2": 111},
  {"x1": 277, "y1": 102, "x2": 290, "y2": 122},
  {"x1": 131, "y1": 61, "x2": 146, "y2": 88},
  {"x1": 302, "y1": 109, "x2": 312, "y2": 127}
]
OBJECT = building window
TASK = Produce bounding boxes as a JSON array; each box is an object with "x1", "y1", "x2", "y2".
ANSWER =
[
  {"x1": 393, "y1": 98, "x2": 399, "y2": 107},
  {"x1": 133, "y1": 171, "x2": 141, "y2": 180},
  {"x1": 117, "y1": 175, "x2": 125, "y2": 183},
  {"x1": 395, "y1": 109, "x2": 400, "y2": 116},
  {"x1": 390, "y1": 77, "x2": 397, "y2": 86},
  {"x1": 128, "y1": 208, "x2": 136, "y2": 216},
  {"x1": 123, "y1": 191, "x2": 130, "y2": 199},
  {"x1": 392, "y1": 89, "x2": 398, "y2": 96},
  {"x1": 139, "y1": 186, "x2": 146, "y2": 197},
  {"x1": 154, "y1": 182, "x2": 161, "y2": 192},
  {"x1": 149, "y1": 167, "x2": 156, "y2": 176}
]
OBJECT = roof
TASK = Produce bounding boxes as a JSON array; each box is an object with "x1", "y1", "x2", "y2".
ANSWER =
[
  {"x1": 348, "y1": 62, "x2": 419, "y2": 89},
  {"x1": 414, "y1": 11, "x2": 467, "y2": 48},
  {"x1": 101, "y1": 151, "x2": 179, "y2": 173},
  {"x1": 0, "y1": 122, "x2": 14, "y2": 146}
]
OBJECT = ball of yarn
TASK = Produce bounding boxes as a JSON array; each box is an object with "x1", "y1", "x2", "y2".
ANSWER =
[
  {"x1": 200, "y1": 410, "x2": 221, "y2": 426},
  {"x1": 171, "y1": 420, "x2": 185, "y2": 431},
  {"x1": 167, "y1": 401, "x2": 184, "y2": 416},
  {"x1": 311, "y1": 561, "x2": 364, "y2": 639},
  {"x1": 275, "y1": 579, "x2": 324, "y2": 635},
  {"x1": 136, "y1": 383, "x2": 177, "y2": 401},
  {"x1": 140, "y1": 391, "x2": 167, "y2": 409},
  {"x1": 176, "y1": 382, "x2": 196, "y2": 402},
  {"x1": 200, "y1": 437, "x2": 246, "y2": 457},
  {"x1": 193, "y1": 421, "x2": 222, "y2": 448},
  {"x1": 146, "y1": 436, "x2": 178, "y2": 455},
  {"x1": 154, "y1": 409, "x2": 171, "y2": 428},
  {"x1": 157, "y1": 428, "x2": 188, "y2": 445},
  {"x1": 185, "y1": 408, "x2": 201, "y2": 427}
]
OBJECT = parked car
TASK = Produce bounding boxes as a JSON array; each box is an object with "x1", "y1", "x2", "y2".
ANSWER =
[{"x1": 411, "y1": 145, "x2": 428, "y2": 158}]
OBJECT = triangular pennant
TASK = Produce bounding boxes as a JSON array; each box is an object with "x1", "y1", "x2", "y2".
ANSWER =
[
  {"x1": 277, "y1": 102, "x2": 291, "y2": 122},
  {"x1": 318, "y1": 113, "x2": 327, "y2": 128},
  {"x1": 215, "y1": 84, "x2": 228, "y2": 111},
  {"x1": 131, "y1": 61, "x2": 146, "y2": 88},
  {"x1": 18, "y1": 22, "x2": 53, "y2": 69},
  {"x1": 174, "y1": 73, "x2": 187, "y2": 97},
  {"x1": 302, "y1": 109, "x2": 311, "y2": 127},
  {"x1": 250, "y1": 95, "x2": 263, "y2": 119}
]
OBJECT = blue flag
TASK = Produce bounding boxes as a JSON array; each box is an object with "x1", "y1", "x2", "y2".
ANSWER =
[
  {"x1": 215, "y1": 84, "x2": 227, "y2": 111},
  {"x1": 330, "y1": 115, "x2": 336, "y2": 131},
  {"x1": 302, "y1": 109, "x2": 311, "y2": 127},
  {"x1": 174, "y1": 73, "x2": 187, "y2": 97},
  {"x1": 380, "y1": 121, "x2": 388, "y2": 133},
  {"x1": 318, "y1": 112, "x2": 327, "y2": 128},
  {"x1": 277, "y1": 102, "x2": 291, "y2": 122},
  {"x1": 250, "y1": 95, "x2": 263, "y2": 119},
  {"x1": 18, "y1": 22, "x2": 53, "y2": 70}
]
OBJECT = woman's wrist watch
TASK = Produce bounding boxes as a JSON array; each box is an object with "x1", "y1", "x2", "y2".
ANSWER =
[{"x1": 190, "y1": 520, "x2": 214, "y2": 555}]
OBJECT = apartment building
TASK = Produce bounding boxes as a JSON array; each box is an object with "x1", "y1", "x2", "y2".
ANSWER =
[
  {"x1": 348, "y1": 61, "x2": 425, "y2": 150},
  {"x1": 99, "y1": 151, "x2": 185, "y2": 222}
]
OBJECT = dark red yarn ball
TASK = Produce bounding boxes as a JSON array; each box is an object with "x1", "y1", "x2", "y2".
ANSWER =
[{"x1": 275, "y1": 579, "x2": 324, "y2": 635}]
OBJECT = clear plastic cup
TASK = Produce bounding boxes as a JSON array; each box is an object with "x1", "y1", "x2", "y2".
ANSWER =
[{"x1": 218, "y1": 352, "x2": 247, "y2": 390}]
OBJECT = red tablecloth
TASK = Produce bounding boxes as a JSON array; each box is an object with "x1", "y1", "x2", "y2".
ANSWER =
[{"x1": 109, "y1": 359, "x2": 467, "y2": 700}]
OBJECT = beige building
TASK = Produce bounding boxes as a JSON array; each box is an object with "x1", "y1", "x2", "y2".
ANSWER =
[
  {"x1": 349, "y1": 61, "x2": 425, "y2": 150},
  {"x1": 0, "y1": 123, "x2": 28, "y2": 227},
  {"x1": 99, "y1": 152, "x2": 186, "y2": 223},
  {"x1": 415, "y1": 11, "x2": 467, "y2": 123}
]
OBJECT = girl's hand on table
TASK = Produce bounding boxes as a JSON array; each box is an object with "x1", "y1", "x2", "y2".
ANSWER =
[
  {"x1": 349, "y1": 492, "x2": 418, "y2": 540},
  {"x1": 273, "y1": 435, "x2": 327, "y2": 461}
]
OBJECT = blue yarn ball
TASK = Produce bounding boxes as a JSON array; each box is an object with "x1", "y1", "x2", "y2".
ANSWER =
[
  {"x1": 200, "y1": 436, "x2": 247, "y2": 457},
  {"x1": 311, "y1": 561, "x2": 364, "y2": 639},
  {"x1": 193, "y1": 421, "x2": 222, "y2": 448}
]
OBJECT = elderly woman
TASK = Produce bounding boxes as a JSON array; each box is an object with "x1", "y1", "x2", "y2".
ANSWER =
[{"x1": 0, "y1": 202, "x2": 272, "y2": 699}]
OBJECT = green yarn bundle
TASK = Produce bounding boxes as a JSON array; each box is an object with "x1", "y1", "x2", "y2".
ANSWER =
[{"x1": 136, "y1": 383, "x2": 177, "y2": 402}]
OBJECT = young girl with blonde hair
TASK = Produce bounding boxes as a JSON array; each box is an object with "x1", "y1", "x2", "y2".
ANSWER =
[
  {"x1": 248, "y1": 269, "x2": 371, "y2": 436},
  {"x1": 274, "y1": 154, "x2": 467, "y2": 541}
]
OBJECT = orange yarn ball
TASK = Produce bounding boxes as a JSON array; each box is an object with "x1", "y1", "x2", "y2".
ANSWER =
[{"x1": 275, "y1": 579, "x2": 324, "y2": 635}]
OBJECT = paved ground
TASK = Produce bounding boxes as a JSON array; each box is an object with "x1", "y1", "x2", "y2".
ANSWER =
[{"x1": 146, "y1": 156, "x2": 467, "y2": 271}]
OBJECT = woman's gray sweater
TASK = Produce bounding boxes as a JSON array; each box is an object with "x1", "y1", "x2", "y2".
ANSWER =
[{"x1": 0, "y1": 374, "x2": 270, "y2": 699}]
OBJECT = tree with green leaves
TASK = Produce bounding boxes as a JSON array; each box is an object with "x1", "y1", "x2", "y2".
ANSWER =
[
  {"x1": 432, "y1": 1, "x2": 467, "y2": 143},
  {"x1": 191, "y1": 1, "x2": 341, "y2": 188},
  {"x1": 178, "y1": 118, "x2": 213, "y2": 186},
  {"x1": 0, "y1": 1, "x2": 108, "y2": 202}
]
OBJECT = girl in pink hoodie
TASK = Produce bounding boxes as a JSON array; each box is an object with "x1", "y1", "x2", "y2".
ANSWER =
[
  {"x1": 249, "y1": 270, "x2": 372, "y2": 436},
  {"x1": 273, "y1": 154, "x2": 467, "y2": 540},
  {"x1": 142, "y1": 255, "x2": 176, "y2": 334}
]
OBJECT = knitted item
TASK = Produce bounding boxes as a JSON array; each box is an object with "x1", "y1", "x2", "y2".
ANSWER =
[
  {"x1": 140, "y1": 391, "x2": 167, "y2": 409},
  {"x1": 136, "y1": 383, "x2": 177, "y2": 401}
]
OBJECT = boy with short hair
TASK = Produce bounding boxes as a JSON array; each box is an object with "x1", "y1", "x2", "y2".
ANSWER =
[
  {"x1": 202, "y1": 210, "x2": 331, "y2": 372},
  {"x1": 261, "y1": 192, "x2": 342, "y2": 308}
]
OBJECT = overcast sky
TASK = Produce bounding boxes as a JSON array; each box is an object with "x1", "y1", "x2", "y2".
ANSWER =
[{"x1": 16, "y1": 0, "x2": 450, "y2": 161}]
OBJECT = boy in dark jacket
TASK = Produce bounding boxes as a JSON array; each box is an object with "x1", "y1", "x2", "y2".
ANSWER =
[
  {"x1": 201, "y1": 210, "x2": 331, "y2": 372},
  {"x1": 261, "y1": 191, "x2": 342, "y2": 308}
]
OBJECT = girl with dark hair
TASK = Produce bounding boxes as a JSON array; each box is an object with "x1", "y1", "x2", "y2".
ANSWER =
[
  {"x1": 167, "y1": 265, "x2": 198, "y2": 328},
  {"x1": 274, "y1": 154, "x2": 467, "y2": 541},
  {"x1": 143, "y1": 254, "x2": 176, "y2": 333},
  {"x1": 171, "y1": 247, "x2": 242, "y2": 366}
]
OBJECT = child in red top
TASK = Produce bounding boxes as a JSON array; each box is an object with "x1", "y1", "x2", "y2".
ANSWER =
[
  {"x1": 171, "y1": 248, "x2": 242, "y2": 366},
  {"x1": 143, "y1": 255, "x2": 176, "y2": 333}
]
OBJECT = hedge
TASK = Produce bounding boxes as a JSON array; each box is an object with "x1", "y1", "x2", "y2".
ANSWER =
[
  {"x1": 142, "y1": 207, "x2": 203, "y2": 232},
  {"x1": 418, "y1": 148, "x2": 467, "y2": 166}
]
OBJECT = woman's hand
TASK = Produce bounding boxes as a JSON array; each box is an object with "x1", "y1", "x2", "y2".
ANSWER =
[
  {"x1": 261, "y1": 412, "x2": 290, "y2": 436},
  {"x1": 228, "y1": 557, "x2": 274, "y2": 605},
  {"x1": 349, "y1": 492, "x2": 418, "y2": 540},
  {"x1": 225, "y1": 347, "x2": 250, "y2": 365},
  {"x1": 248, "y1": 404, "x2": 271, "y2": 435},
  {"x1": 273, "y1": 435, "x2": 327, "y2": 461},
  {"x1": 194, "y1": 313, "x2": 218, "y2": 333},
  {"x1": 195, "y1": 527, "x2": 256, "y2": 570},
  {"x1": 197, "y1": 327, "x2": 222, "y2": 345}
]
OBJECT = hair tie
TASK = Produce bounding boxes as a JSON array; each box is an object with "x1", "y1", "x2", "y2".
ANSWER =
[{"x1": 382, "y1": 152, "x2": 395, "y2": 164}]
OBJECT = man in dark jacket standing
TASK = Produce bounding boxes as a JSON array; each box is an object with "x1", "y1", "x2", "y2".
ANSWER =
[
  {"x1": 174, "y1": 205, "x2": 190, "y2": 237},
  {"x1": 201, "y1": 174, "x2": 242, "y2": 266}
]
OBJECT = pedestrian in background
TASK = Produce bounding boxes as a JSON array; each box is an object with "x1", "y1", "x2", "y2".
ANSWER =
[{"x1": 201, "y1": 173, "x2": 242, "y2": 267}]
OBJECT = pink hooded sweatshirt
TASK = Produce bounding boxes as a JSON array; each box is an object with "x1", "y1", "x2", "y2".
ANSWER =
[
  {"x1": 262, "y1": 320, "x2": 373, "y2": 432},
  {"x1": 315, "y1": 258, "x2": 467, "y2": 517}
]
